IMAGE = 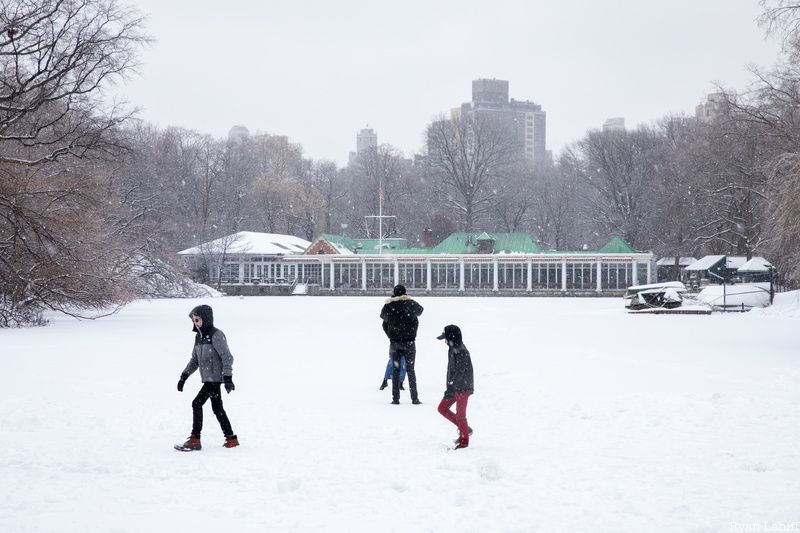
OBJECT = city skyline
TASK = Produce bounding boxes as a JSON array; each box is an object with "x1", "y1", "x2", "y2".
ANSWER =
[{"x1": 120, "y1": 0, "x2": 782, "y2": 165}]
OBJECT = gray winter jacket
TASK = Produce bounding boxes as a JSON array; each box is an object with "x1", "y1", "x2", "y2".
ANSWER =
[
  {"x1": 183, "y1": 304, "x2": 233, "y2": 382},
  {"x1": 183, "y1": 330, "x2": 234, "y2": 383}
]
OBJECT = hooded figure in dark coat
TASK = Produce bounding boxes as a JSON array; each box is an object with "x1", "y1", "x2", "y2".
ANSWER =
[
  {"x1": 380, "y1": 284, "x2": 424, "y2": 404},
  {"x1": 436, "y1": 324, "x2": 474, "y2": 449},
  {"x1": 174, "y1": 305, "x2": 239, "y2": 451}
]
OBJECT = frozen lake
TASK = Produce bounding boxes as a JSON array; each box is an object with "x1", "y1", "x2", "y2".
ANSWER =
[{"x1": 1, "y1": 296, "x2": 798, "y2": 532}]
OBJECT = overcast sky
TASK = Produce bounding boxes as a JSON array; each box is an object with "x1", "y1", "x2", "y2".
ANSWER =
[{"x1": 118, "y1": 0, "x2": 782, "y2": 165}]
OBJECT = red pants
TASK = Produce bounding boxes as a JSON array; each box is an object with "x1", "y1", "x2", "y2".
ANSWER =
[{"x1": 438, "y1": 392, "x2": 470, "y2": 445}]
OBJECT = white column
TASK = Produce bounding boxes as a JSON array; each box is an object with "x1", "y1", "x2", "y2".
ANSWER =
[
  {"x1": 493, "y1": 260, "x2": 499, "y2": 291},
  {"x1": 646, "y1": 258, "x2": 652, "y2": 284},
  {"x1": 527, "y1": 260, "x2": 533, "y2": 292},
  {"x1": 561, "y1": 259, "x2": 567, "y2": 292},
  {"x1": 394, "y1": 260, "x2": 399, "y2": 287},
  {"x1": 459, "y1": 260, "x2": 465, "y2": 291},
  {"x1": 361, "y1": 260, "x2": 367, "y2": 291},
  {"x1": 329, "y1": 262, "x2": 335, "y2": 290},
  {"x1": 238, "y1": 263, "x2": 244, "y2": 284},
  {"x1": 596, "y1": 260, "x2": 602, "y2": 292},
  {"x1": 632, "y1": 260, "x2": 639, "y2": 286},
  {"x1": 426, "y1": 261, "x2": 432, "y2": 292},
  {"x1": 320, "y1": 261, "x2": 325, "y2": 288}
]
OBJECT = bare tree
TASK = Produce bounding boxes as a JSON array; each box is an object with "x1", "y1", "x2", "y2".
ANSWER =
[
  {"x1": 425, "y1": 113, "x2": 519, "y2": 232},
  {"x1": 760, "y1": 0, "x2": 800, "y2": 53},
  {"x1": 1, "y1": 0, "x2": 147, "y2": 166},
  {"x1": 764, "y1": 153, "x2": 800, "y2": 278},
  {"x1": 285, "y1": 176, "x2": 325, "y2": 241},
  {"x1": 309, "y1": 160, "x2": 346, "y2": 234},
  {"x1": 489, "y1": 163, "x2": 537, "y2": 232},
  {"x1": 0, "y1": 0, "x2": 148, "y2": 326},
  {"x1": 531, "y1": 161, "x2": 581, "y2": 250},
  {"x1": 691, "y1": 116, "x2": 769, "y2": 256},
  {"x1": 566, "y1": 127, "x2": 661, "y2": 249},
  {"x1": 196, "y1": 233, "x2": 245, "y2": 290},
  {"x1": 0, "y1": 160, "x2": 137, "y2": 326},
  {"x1": 350, "y1": 145, "x2": 406, "y2": 237},
  {"x1": 250, "y1": 172, "x2": 293, "y2": 233}
]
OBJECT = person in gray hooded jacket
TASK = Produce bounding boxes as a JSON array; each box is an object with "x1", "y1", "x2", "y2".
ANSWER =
[{"x1": 174, "y1": 304, "x2": 239, "y2": 451}]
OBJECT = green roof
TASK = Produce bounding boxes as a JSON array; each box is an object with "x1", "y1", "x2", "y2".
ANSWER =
[
  {"x1": 317, "y1": 233, "x2": 635, "y2": 255},
  {"x1": 430, "y1": 233, "x2": 542, "y2": 254},
  {"x1": 320, "y1": 234, "x2": 357, "y2": 252},
  {"x1": 319, "y1": 235, "x2": 410, "y2": 254},
  {"x1": 598, "y1": 237, "x2": 636, "y2": 253},
  {"x1": 387, "y1": 247, "x2": 433, "y2": 255},
  {"x1": 353, "y1": 238, "x2": 408, "y2": 253}
]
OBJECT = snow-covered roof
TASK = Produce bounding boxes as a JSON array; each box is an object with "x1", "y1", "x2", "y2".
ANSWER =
[
  {"x1": 329, "y1": 242, "x2": 355, "y2": 255},
  {"x1": 178, "y1": 231, "x2": 311, "y2": 256},
  {"x1": 686, "y1": 255, "x2": 752, "y2": 272},
  {"x1": 685, "y1": 255, "x2": 725, "y2": 271},
  {"x1": 737, "y1": 257, "x2": 772, "y2": 273},
  {"x1": 656, "y1": 257, "x2": 697, "y2": 266},
  {"x1": 725, "y1": 256, "x2": 748, "y2": 269},
  {"x1": 626, "y1": 281, "x2": 687, "y2": 293}
]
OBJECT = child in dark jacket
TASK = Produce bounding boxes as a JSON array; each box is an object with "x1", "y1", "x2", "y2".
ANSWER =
[
  {"x1": 436, "y1": 324, "x2": 474, "y2": 449},
  {"x1": 174, "y1": 304, "x2": 239, "y2": 451}
]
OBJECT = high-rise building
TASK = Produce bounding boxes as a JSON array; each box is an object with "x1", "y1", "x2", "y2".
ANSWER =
[
  {"x1": 349, "y1": 127, "x2": 378, "y2": 165},
  {"x1": 602, "y1": 117, "x2": 625, "y2": 132},
  {"x1": 695, "y1": 93, "x2": 728, "y2": 124},
  {"x1": 357, "y1": 128, "x2": 377, "y2": 153},
  {"x1": 450, "y1": 79, "x2": 547, "y2": 165}
]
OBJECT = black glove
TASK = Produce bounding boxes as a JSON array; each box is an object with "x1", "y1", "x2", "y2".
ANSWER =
[
  {"x1": 177, "y1": 372, "x2": 189, "y2": 392},
  {"x1": 224, "y1": 375, "x2": 235, "y2": 394}
]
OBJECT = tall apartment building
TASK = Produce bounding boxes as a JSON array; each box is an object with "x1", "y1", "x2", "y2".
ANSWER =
[
  {"x1": 451, "y1": 79, "x2": 547, "y2": 165},
  {"x1": 348, "y1": 127, "x2": 378, "y2": 165},
  {"x1": 602, "y1": 117, "x2": 625, "y2": 132},
  {"x1": 695, "y1": 93, "x2": 728, "y2": 124}
]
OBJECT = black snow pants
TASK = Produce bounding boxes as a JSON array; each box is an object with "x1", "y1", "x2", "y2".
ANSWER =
[
  {"x1": 390, "y1": 341, "x2": 418, "y2": 402},
  {"x1": 191, "y1": 382, "x2": 234, "y2": 437}
]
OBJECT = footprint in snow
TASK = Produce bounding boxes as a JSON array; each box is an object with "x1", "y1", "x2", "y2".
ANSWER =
[
  {"x1": 743, "y1": 462, "x2": 770, "y2": 472},
  {"x1": 276, "y1": 478, "x2": 302, "y2": 493},
  {"x1": 391, "y1": 482, "x2": 409, "y2": 493},
  {"x1": 477, "y1": 459, "x2": 501, "y2": 482}
]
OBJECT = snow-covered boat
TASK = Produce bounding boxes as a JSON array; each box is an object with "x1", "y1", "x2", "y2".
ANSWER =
[
  {"x1": 696, "y1": 283, "x2": 771, "y2": 312},
  {"x1": 623, "y1": 281, "x2": 687, "y2": 310}
]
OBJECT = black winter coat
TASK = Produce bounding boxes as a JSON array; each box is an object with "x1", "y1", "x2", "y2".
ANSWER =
[
  {"x1": 445, "y1": 343, "x2": 474, "y2": 397},
  {"x1": 380, "y1": 295, "x2": 424, "y2": 342}
]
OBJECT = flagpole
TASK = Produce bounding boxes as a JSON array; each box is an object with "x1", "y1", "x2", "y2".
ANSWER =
[{"x1": 365, "y1": 184, "x2": 394, "y2": 256}]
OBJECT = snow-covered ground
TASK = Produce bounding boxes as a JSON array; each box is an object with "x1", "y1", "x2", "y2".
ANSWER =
[{"x1": 1, "y1": 296, "x2": 798, "y2": 533}]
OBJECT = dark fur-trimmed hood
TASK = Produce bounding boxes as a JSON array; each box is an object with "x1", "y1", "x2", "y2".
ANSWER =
[{"x1": 384, "y1": 294, "x2": 415, "y2": 305}]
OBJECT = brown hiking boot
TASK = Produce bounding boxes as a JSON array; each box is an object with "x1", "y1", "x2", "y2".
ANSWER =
[
  {"x1": 175, "y1": 435, "x2": 202, "y2": 451},
  {"x1": 223, "y1": 435, "x2": 240, "y2": 448}
]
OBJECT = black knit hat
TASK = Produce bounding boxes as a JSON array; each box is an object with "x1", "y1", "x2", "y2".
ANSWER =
[{"x1": 392, "y1": 284, "x2": 406, "y2": 297}]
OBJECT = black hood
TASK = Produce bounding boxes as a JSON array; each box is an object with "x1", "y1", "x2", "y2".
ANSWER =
[
  {"x1": 438, "y1": 324, "x2": 463, "y2": 345},
  {"x1": 189, "y1": 304, "x2": 215, "y2": 334}
]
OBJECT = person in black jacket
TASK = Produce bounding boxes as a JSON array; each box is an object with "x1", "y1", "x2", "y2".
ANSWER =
[
  {"x1": 379, "y1": 284, "x2": 424, "y2": 405},
  {"x1": 436, "y1": 324, "x2": 474, "y2": 449}
]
